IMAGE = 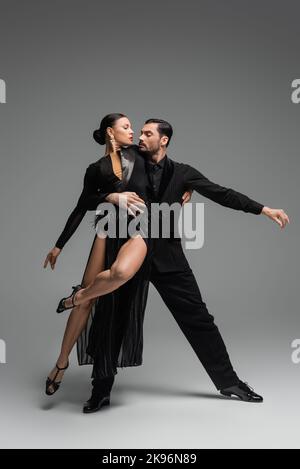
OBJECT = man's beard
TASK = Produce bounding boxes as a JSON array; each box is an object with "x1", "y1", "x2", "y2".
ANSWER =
[{"x1": 138, "y1": 144, "x2": 160, "y2": 158}]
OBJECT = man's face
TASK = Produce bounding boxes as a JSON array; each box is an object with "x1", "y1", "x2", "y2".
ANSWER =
[{"x1": 138, "y1": 123, "x2": 167, "y2": 154}]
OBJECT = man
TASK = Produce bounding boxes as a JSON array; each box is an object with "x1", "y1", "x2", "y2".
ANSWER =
[{"x1": 83, "y1": 118, "x2": 289, "y2": 413}]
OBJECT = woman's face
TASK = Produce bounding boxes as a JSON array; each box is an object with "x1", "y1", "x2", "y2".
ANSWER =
[{"x1": 109, "y1": 117, "x2": 134, "y2": 146}]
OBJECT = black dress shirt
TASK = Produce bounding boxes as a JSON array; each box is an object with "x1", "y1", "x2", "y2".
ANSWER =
[{"x1": 146, "y1": 155, "x2": 166, "y2": 198}]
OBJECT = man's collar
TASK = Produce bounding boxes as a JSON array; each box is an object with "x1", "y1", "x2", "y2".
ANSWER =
[{"x1": 147, "y1": 154, "x2": 167, "y2": 168}]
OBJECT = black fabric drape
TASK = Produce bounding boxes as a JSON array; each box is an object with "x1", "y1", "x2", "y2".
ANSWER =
[{"x1": 76, "y1": 148, "x2": 153, "y2": 377}]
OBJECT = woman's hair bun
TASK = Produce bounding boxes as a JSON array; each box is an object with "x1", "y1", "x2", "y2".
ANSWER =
[
  {"x1": 93, "y1": 128, "x2": 105, "y2": 145},
  {"x1": 93, "y1": 113, "x2": 126, "y2": 146}
]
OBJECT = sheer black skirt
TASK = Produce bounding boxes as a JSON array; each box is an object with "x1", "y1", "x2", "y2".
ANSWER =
[{"x1": 76, "y1": 204, "x2": 152, "y2": 379}]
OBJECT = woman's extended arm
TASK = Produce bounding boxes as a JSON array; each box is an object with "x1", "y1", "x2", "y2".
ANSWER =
[
  {"x1": 44, "y1": 164, "x2": 109, "y2": 270},
  {"x1": 55, "y1": 164, "x2": 109, "y2": 249}
]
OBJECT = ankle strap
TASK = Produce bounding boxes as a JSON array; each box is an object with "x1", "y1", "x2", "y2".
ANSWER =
[{"x1": 55, "y1": 362, "x2": 69, "y2": 371}]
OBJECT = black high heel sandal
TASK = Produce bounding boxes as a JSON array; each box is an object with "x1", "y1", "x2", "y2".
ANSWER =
[
  {"x1": 56, "y1": 284, "x2": 83, "y2": 314},
  {"x1": 45, "y1": 361, "x2": 69, "y2": 396}
]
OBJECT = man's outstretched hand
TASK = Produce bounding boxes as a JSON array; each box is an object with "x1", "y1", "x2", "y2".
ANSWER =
[{"x1": 261, "y1": 206, "x2": 290, "y2": 229}]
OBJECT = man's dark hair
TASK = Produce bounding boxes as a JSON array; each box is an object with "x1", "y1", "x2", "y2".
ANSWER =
[{"x1": 144, "y1": 118, "x2": 173, "y2": 147}]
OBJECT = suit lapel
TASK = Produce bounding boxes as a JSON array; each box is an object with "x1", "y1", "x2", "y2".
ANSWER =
[{"x1": 119, "y1": 145, "x2": 137, "y2": 188}]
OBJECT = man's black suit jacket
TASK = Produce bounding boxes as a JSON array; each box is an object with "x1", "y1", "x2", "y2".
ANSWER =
[
  {"x1": 136, "y1": 146, "x2": 264, "y2": 272},
  {"x1": 71, "y1": 145, "x2": 264, "y2": 273}
]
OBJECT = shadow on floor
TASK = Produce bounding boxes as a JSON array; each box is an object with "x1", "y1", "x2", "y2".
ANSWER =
[{"x1": 38, "y1": 372, "x2": 229, "y2": 412}]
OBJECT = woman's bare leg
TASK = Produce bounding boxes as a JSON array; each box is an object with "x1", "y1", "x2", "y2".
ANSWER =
[
  {"x1": 46, "y1": 235, "x2": 106, "y2": 393},
  {"x1": 63, "y1": 235, "x2": 147, "y2": 308}
]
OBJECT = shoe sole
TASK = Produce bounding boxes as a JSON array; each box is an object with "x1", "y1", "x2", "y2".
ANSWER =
[
  {"x1": 82, "y1": 397, "x2": 110, "y2": 413},
  {"x1": 220, "y1": 391, "x2": 263, "y2": 402}
]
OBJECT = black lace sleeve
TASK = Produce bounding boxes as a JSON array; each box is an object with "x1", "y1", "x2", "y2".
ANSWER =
[{"x1": 55, "y1": 164, "x2": 109, "y2": 249}]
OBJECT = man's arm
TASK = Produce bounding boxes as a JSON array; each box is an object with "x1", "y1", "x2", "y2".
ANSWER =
[
  {"x1": 183, "y1": 164, "x2": 264, "y2": 214},
  {"x1": 183, "y1": 164, "x2": 289, "y2": 228}
]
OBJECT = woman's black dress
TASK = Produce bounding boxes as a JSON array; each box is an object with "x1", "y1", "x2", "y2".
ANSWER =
[{"x1": 55, "y1": 146, "x2": 152, "y2": 379}]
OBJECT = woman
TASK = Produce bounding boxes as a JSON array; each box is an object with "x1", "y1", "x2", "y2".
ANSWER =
[{"x1": 43, "y1": 113, "x2": 153, "y2": 395}]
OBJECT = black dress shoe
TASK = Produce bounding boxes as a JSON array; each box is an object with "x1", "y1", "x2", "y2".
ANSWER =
[
  {"x1": 220, "y1": 380, "x2": 263, "y2": 402},
  {"x1": 82, "y1": 393, "x2": 110, "y2": 413}
]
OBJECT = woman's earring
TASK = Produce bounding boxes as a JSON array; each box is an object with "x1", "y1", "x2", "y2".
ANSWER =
[{"x1": 110, "y1": 136, "x2": 116, "y2": 152}]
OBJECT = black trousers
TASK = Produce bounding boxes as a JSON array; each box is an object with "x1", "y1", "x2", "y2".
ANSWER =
[
  {"x1": 92, "y1": 265, "x2": 239, "y2": 393},
  {"x1": 150, "y1": 266, "x2": 239, "y2": 390}
]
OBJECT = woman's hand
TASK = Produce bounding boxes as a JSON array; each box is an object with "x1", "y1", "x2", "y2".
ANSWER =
[{"x1": 43, "y1": 247, "x2": 61, "y2": 270}]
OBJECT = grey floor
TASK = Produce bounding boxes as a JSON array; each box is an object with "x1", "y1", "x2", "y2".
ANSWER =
[{"x1": 1, "y1": 335, "x2": 299, "y2": 449}]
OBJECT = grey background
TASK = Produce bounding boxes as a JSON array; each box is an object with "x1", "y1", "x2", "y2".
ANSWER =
[{"x1": 0, "y1": 0, "x2": 299, "y2": 449}]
